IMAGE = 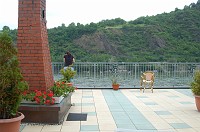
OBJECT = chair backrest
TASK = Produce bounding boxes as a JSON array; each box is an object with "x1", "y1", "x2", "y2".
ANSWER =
[{"x1": 143, "y1": 71, "x2": 154, "y2": 81}]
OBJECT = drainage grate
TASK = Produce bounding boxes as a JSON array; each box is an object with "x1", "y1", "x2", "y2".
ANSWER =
[{"x1": 66, "y1": 113, "x2": 87, "y2": 121}]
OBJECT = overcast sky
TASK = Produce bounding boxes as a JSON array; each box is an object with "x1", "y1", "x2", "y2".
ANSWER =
[{"x1": 0, "y1": 0, "x2": 198, "y2": 30}]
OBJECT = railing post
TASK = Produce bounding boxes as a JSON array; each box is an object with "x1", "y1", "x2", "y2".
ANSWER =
[
  {"x1": 94, "y1": 63, "x2": 96, "y2": 79},
  {"x1": 134, "y1": 63, "x2": 137, "y2": 80}
]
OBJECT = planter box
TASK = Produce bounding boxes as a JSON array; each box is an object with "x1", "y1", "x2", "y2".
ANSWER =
[
  {"x1": 21, "y1": 96, "x2": 64, "y2": 104},
  {"x1": 19, "y1": 93, "x2": 72, "y2": 124},
  {"x1": 21, "y1": 100, "x2": 36, "y2": 104},
  {"x1": 54, "y1": 96, "x2": 64, "y2": 104}
]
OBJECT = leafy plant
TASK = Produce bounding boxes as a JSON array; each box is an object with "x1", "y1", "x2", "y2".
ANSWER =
[
  {"x1": 50, "y1": 81, "x2": 76, "y2": 97},
  {"x1": 60, "y1": 67, "x2": 76, "y2": 83},
  {"x1": 51, "y1": 67, "x2": 77, "y2": 97},
  {"x1": 0, "y1": 31, "x2": 28, "y2": 119},
  {"x1": 111, "y1": 77, "x2": 119, "y2": 85},
  {"x1": 111, "y1": 76, "x2": 120, "y2": 90},
  {"x1": 22, "y1": 90, "x2": 55, "y2": 105},
  {"x1": 191, "y1": 70, "x2": 200, "y2": 96},
  {"x1": 22, "y1": 81, "x2": 77, "y2": 104}
]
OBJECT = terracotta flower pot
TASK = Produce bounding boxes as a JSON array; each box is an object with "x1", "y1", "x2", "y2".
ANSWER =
[
  {"x1": 0, "y1": 112, "x2": 24, "y2": 132},
  {"x1": 195, "y1": 95, "x2": 200, "y2": 111},
  {"x1": 112, "y1": 84, "x2": 120, "y2": 90}
]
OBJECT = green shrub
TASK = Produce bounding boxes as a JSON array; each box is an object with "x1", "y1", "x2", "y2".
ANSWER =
[
  {"x1": 191, "y1": 70, "x2": 200, "y2": 96},
  {"x1": 60, "y1": 67, "x2": 76, "y2": 83},
  {"x1": 0, "y1": 31, "x2": 28, "y2": 119}
]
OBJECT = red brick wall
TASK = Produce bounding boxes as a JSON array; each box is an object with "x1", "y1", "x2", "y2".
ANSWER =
[{"x1": 17, "y1": 0, "x2": 54, "y2": 91}]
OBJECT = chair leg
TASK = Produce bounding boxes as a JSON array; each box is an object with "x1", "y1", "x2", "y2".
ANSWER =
[
  {"x1": 140, "y1": 83, "x2": 142, "y2": 92},
  {"x1": 143, "y1": 83, "x2": 146, "y2": 93},
  {"x1": 140, "y1": 80, "x2": 143, "y2": 92},
  {"x1": 150, "y1": 82, "x2": 153, "y2": 93}
]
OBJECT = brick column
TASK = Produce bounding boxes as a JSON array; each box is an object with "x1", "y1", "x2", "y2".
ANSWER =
[{"x1": 17, "y1": 0, "x2": 54, "y2": 91}]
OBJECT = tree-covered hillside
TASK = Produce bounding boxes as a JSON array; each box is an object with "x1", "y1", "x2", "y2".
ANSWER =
[{"x1": 4, "y1": 0, "x2": 200, "y2": 62}]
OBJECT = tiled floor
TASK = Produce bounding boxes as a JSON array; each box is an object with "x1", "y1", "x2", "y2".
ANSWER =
[{"x1": 20, "y1": 89, "x2": 200, "y2": 132}]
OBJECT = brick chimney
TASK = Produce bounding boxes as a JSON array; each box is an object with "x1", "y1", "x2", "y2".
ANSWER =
[{"x1": 17, "y1": 0, "x2": 54, "y2": 91}]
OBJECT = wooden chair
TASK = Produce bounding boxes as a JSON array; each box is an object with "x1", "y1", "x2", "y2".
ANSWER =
[{"x1": 140, "y1": 71, "x2": 155, "y2": 93}]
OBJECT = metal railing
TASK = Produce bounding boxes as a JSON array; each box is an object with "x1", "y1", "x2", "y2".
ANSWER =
[{"x1": 52, "y1": 62, "x2": 200, "y2": 88}]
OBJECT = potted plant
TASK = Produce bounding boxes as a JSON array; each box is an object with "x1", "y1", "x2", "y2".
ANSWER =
[
  {"x1": 0, "y1": 31, "x2": 29, "y2": 132},
  {"x1": 50, "y1": 81, "x2": 76, "y2": 103},
  {"x1": 60, "y1": 67, "x2": 76, "y2": 86},
  {"x1": 111, "y1": 77, "x2": 120, "y2": 90},
  {"x1": 22, "y1": 90, "x2": 55, "y2": 104},
  {"x1": 190, "y1": 70, "x2": 200, "y2": 111}
]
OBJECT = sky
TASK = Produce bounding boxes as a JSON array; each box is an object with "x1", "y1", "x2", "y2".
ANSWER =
[{"x1": 0, "y1": 0, "x2": 198, "y2": 30}]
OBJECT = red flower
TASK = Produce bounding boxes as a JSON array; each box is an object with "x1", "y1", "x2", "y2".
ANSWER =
[
  {"x1": 45, "y1": 100, "x2": 50, "y2": 104},
  {"x1": 22, "y1": 89, "x2": 56, "y2": 105},
  {"x1": 35, "y1": 97, "x2": 40, "y2": 103},
  {"x1": 56, "y1": 82, "x2": 60, "y2": 87},
  {"x1": 23, "y1": 91, "x2": 27, "y2": 95},
  {"x1": 48, "y1": 92, "x2": 54, "y2": 97},
  {"x1": 43, "y1": 95, "x2": 47, "y2": 99},
  {"x1": 36, "y1": 91, "x2": 42, "y2": 96},
  {"x1": 50, "y1": 99, "x2": 55, "y2": 105}
]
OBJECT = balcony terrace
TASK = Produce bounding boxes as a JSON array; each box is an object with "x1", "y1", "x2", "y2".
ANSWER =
[{"x1": 20, "y1": 62, "x2": 200, "y2": 132}]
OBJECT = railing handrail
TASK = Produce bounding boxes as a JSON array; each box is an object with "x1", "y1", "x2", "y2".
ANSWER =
[{"x1": 52, "y1": 62, "x2": 200, "y2": 88}]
